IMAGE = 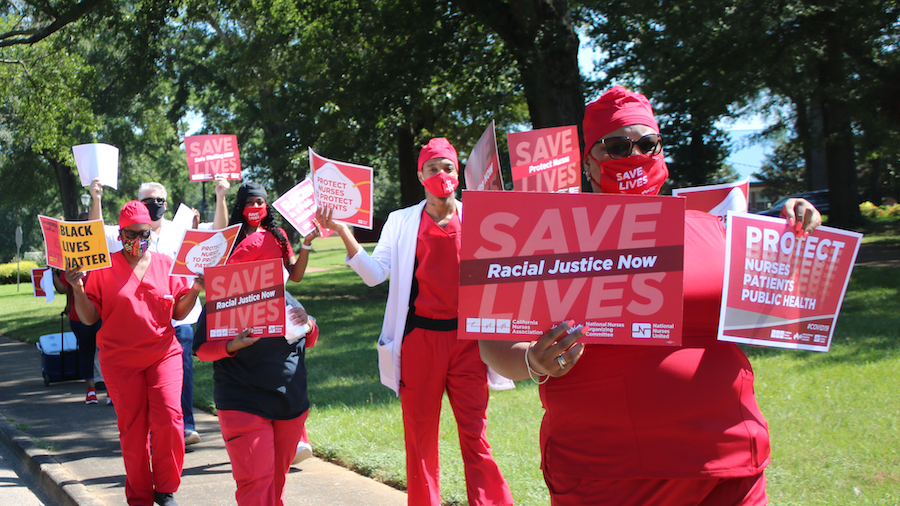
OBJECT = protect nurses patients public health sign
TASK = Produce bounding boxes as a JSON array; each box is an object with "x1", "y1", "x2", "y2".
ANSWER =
[
  {"x1": 718, "y1": 213, "x2": 862, "y2": 352},
  {"x1": 458, "y1": 191, "x2": 685, "y2": 345}
]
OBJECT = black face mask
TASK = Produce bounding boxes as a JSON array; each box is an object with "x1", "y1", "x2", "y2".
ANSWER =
[{"x1": 143, "y1": 201, "x2": 166, "y2": 221}]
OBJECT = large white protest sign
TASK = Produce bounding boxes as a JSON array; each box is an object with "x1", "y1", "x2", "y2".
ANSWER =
[{"x1": 73, "y1": 143, "x2": 119, "y2": 189}]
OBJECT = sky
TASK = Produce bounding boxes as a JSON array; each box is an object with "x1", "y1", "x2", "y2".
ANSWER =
[{"x1": 578, "y1": 35, "x2": 773, "y2": 182}]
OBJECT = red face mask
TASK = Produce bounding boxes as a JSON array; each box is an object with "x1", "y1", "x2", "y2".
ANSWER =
[
  {"x1": 421, "y1": 172, "x2": 459, "y2": 198},
  {"x1": 242, "y1": 205, "x2": 267, "y2": 227},
  {"x1": 595, "y1": 155, "x2": 668, "y2": 196}
]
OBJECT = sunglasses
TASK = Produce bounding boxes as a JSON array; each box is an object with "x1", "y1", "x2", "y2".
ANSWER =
[
  {"x1": 141, "y1": 197, "x2": 166, "y2": 205},
  {"x1": 592, "y1": 133, "x2": 663, "y2": 160},
  {"x1": 122, "y1": 229, "x2": 152, "y2": 240}
]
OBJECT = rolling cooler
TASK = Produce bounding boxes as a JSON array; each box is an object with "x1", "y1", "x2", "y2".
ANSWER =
[{"x1": 36, "y1": 312, "x2": 80, "y2": 387}]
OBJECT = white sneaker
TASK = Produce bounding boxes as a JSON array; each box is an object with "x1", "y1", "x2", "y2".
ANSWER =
[
  {"x1": 184, "y1": 430, "x2": 201, "y2": 446},
  {"x1": 292, "y1": 441, "x2": 313, "y2": 465}
]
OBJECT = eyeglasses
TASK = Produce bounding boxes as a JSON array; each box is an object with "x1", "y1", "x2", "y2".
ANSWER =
[
  {"x1": 141, "y1": 197, "x2": 166, "y2": 205},
  {"x1": 591, "y1": 133, "x2": 663, "y2": 160},
  {"x1": 122, "y1": 229, "x2": 152, "y2": 240}
]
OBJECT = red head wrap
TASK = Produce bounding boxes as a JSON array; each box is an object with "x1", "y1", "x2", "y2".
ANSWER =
[
  {"x1": 119, "y1": 200, "x2": 152, "y2": 228},
  {"x1": 583, "y1": 86, "x2": 668, "y2": 196},
  {"x1": 417, "y1": 137, "x2": 459, "y2": 172}
]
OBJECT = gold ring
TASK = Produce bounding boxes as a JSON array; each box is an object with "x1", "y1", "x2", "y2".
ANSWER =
[{"x1": 557, "y1": 355, "x2": 567, "y2": 369}]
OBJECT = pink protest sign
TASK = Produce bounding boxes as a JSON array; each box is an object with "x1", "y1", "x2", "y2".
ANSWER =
[
  {"x1": 464, "y1": 121, "x2": 504, "y2": 191},
  {"x1": 718, "y1": 213, "x2": 862, "y2": 352},
  {"x1": 273, "y1": 180, "x2": 318, "y2": 237},
  {"x1": 672, "y1": 177, "x2": 749, "y2": 227},
  {"x1": 185, "y1": 135, "x2": 242, "y2": 181},
  {"x1": 310, "y1": 148, "x2": 373, "y2": 230},
  {"x1": 507, "y1": 126, "x2": 581, "y2": 193},
  {"x1": 459, "y1": 191, "x2": 685, "y2": 345}
]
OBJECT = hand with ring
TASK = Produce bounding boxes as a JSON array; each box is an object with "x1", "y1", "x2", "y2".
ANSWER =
[{"x1": 527, "y1": 320, "x2": 586, "y2": 378}]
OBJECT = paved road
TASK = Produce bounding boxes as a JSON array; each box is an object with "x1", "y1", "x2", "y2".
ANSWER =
[
  {"x1": 0, "y1": 335, "x2": 408, "y2": 506},
  {"x1": 0, "y1": 440, "x2": 57, "y2": 506}
]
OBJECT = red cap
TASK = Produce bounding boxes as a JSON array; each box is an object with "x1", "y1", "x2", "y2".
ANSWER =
[
  {"x1": 417, "y1": 137, "x2": 459, "y2": 172},
  {"x1": 583, "y1": 86, "x2": 660, "y2": 159},
  {"x1": 119, "y1": 200, "x2": 152, "y2": 228}
]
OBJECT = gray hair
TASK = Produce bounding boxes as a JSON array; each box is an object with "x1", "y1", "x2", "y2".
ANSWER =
[{"x1": 137, "y1": 182, "x2": 167, "y2": 200}]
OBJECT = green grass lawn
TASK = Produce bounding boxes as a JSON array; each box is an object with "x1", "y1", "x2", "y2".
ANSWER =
[{"x1": 2, "y1": 235, "x2": 898, "y2": 505}]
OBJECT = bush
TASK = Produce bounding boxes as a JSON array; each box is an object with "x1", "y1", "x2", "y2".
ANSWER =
[
  {"x1": 859, "y1": 201, "x2": 900, "y2": 219},
  {"x1": 0, "y1": 260, "x2": 43, "y2": 285},
  {"x1": 860, "y1": 201, "x2": 879, "y2": 218}
]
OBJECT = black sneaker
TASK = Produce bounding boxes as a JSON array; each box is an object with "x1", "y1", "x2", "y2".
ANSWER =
[{"x1": 154, "y1": 492, "x2": 179, "y2": 506}]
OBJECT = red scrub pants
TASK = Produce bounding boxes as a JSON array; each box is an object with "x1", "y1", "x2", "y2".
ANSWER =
[
  {"x1": 400, "y1": 327, "x2": 513, "y2": 506},
  {"x1": 218, "y1": 409, "x2": 309, "y2": 506},
  {"x1": 102, "y1": 347, "x2": 184, "y2": 506},
  {"x1": 544, "y1": 469, "x2": 767, "y2": 506}
]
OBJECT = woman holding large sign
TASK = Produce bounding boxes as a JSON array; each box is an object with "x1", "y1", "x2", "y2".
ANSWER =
[
  {"x1": 317, "y1": 138, "x2": 514, "y2": 506},
  {"x1": 66, "y1": 201, "x2": 204, "y2": 506},
  {"x1": 194, "y1": 180, "x2": 321, "y2": 506},
  {"x1": 479, "y1": 86, "x2": 822, "y2": 506}
]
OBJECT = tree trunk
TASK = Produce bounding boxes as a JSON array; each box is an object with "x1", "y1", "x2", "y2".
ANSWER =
[
  {"x1": 453, "y1": 0, "x2": 585, "y2": 134},
  {"x1": 819, "y1": 31, "x2": 862, "y2": 226},
  {"x1": 805, "y1": 98, "x2": 828, "y2": 191},
  {"x1": 47, "y1": 155, "x2": 82, "y2": 220}
]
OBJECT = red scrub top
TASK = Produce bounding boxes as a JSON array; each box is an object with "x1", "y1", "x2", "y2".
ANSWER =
[
  {"x1": 228, "y1": 228, "x2": 294, "y2": 266},
  {"x1": 413, "y1": 211, "x2": 462, "y2": 320},
  {"x1": 539, "y1": 210, "x2": 770, "y2": 480},
  {"x1": 86, "y1": 251, "x2": 190, "y2": 369}
]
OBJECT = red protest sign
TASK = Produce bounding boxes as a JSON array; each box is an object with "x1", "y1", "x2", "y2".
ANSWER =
[
  {"x1": 185, "y1": 134, "x2": 242, "y2": 181},
  {"x1": 310, "y1": 148, "x2": 374, "y2": 229},
  {"x1": 718, "y1": 213, "x2": 862, "y2": 351},
  {"x1": 507, "y1": 126, "x2": 581, "y2": 193},
  {"x1": 31, "y1": 267, "x2": 52, "y2": 297},
  {"x1": 459, "y1": 191, "x2": 684, "y2": 345},
  {"x1": 170, "y1": 225, "x2": 241, "y2": 277},
  {"x1": 464, "y1": 121, "x2": 504, "y2": 191},
  {"x1": 205, "y1": 258, "x2": 286, "y2": 340},
  {"x1": 672, "y1": 177, "x2": 749, "y2": 227}
]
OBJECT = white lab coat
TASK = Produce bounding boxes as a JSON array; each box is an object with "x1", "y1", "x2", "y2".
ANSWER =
[{"x1": 346, "y1": 200, "x2": 514, "y2": 395}]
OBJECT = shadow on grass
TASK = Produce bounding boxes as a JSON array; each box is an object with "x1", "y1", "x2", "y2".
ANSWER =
[{"x1": 742, "y1": 266, "x2": 900, "y2": 368}]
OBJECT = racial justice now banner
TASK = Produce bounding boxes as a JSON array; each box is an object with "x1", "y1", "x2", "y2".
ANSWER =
[
  {"x1": 38, "y1": 216, "x2": 111, "y2": 272},
  {"x1": 458, "y1": 191, "x2": 685, "y2": 345},
  {"x1": 205, "y1": 258, "x2": 286, "y2": 340},
  {"x1": 185, "y1": 134, "x2": 242, "y2": 181},
  {"x1": 169, "y1": 225, "x2": 241, "y2": 277},
  {"x1": 718, "y1": 213, "x2": 862, "y2": 352},
  {"x1": 507, "y1": 126, "x2": 581, "y2": 193}
]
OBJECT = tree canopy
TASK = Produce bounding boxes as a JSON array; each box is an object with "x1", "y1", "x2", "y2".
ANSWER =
[{"x1": 2, "y1": 0, "x2": 898, "y2": 260}]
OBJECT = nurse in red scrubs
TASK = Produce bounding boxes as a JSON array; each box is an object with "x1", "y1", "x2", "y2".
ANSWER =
[
  {"x1": 195, "y1": 181, "x2": 320, "y2": 506},
  {"x1": 318, "y1": 138, "x2": 514, "y2": 506},
  {"x1": 66, "y1": 201, "x2": 203, "y2": 506},
  {"x1": 479, "y1": 86, "x2": 822, "y2": 506}
]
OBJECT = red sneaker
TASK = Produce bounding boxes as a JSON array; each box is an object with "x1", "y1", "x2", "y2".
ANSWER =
[{"x1": 85, "y1": 389, "x2": 99, "y2": 404}]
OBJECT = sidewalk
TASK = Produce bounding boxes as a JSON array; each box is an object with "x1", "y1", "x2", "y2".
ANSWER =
[{"x1": 0, "y1": 335, "x2": 408, "y2": 506}]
